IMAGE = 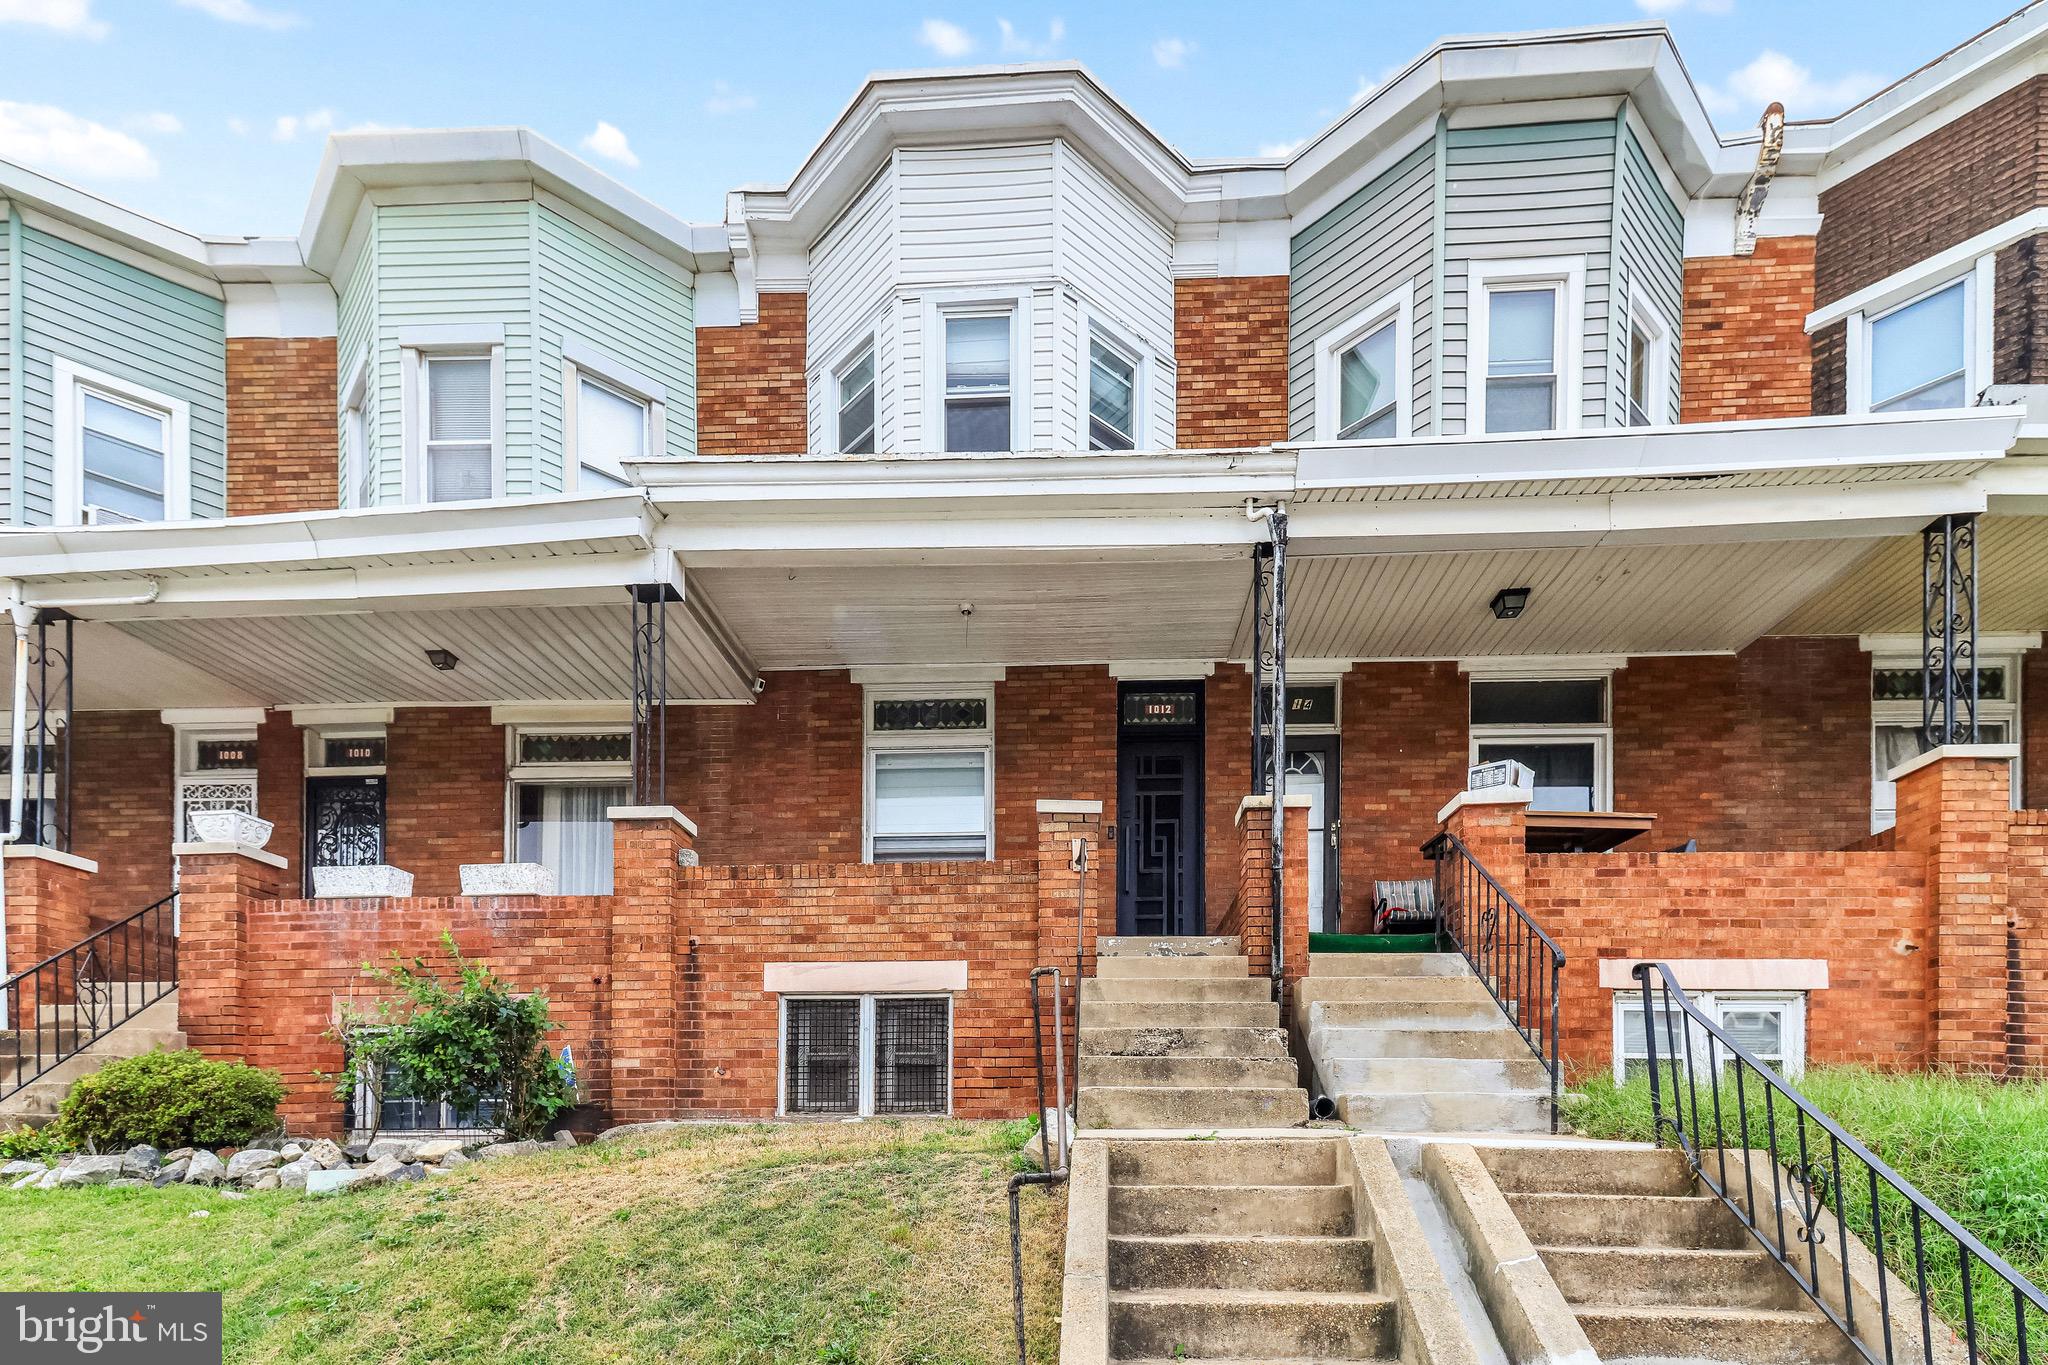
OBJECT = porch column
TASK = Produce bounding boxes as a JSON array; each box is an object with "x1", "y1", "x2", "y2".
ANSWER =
[
  {"x1": 607, "y1": 804, "x2": 692, "y2": 1122},
  {"x1": 1891, "y1": 745, "x2": 2016, "y2": 1072},
  {"x1": 1035, "y1": 800, "x2": 1105, "y2": 979},
  {"x1": 1437, "y1": 784, "x2": 1533, "y2": 906},
  {"x1": 1923, "y1": 513, "x2": 1981, "y2": 746},
  {"x1": 174, "y1": 840, "x2": 290, "y2": 1059},
  {"x1": 1233, "y1": 794, "x2": 1311, "y2": 990},
  {"x1": 2, "y1": 845, "x2": 95, "y2": 1026}
]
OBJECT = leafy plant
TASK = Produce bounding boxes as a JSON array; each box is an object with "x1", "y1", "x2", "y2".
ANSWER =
[
  {"x1": 328, "y1": 933, "x2": 574, "y2": 1142},
  {"x1": 0, "y1": 1124, "x2": 64, "y2": 1161},
  {"x1": 56, "y1": 1049, "x2": 283, "y2": 1150}
]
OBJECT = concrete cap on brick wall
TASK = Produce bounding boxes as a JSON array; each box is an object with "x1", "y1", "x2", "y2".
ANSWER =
[
  {"x1": 1886, "y1": 742, "x2": 2019, "y2": 784},
  {"x1": 172, "y1": 841, "x2": 290, "y2": 869},
  {"x1": 1, "y1": 844, "x2": 98, "y2": 875},
  {"x1": 1235, "y1": 793, "x2": 1313, "y2": 826},
  {"x1": 1436, "y1": 786, "x2": 1533, "y2": 825},
  {"x1": 1036, "y1": 799, "x2": 1104, "y2": 816},
  {"x1": 604, "y1": 805, "x2": 699, "y2": 836}
]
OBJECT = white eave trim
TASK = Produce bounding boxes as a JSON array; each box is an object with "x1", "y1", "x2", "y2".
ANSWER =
[
  {"x1": 1859, "y1": 632, "x2": 2043, "y2": 656},
  {"x1": 635, "y1": 449, "x2": 1296, "y2": 505}
]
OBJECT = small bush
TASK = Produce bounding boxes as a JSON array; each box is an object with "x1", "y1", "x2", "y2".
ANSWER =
[
  {"x1": 0, "y1": 1124, "x2": 62, "y2": 1161},
  {"x1": 57, "y1": 1050, "x2": 284, "y2": 1151}
]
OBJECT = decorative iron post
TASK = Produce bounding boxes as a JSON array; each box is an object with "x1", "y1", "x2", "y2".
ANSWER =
[
  {"x1": 629, "y1": 585, "x2": 673, "y2": 807},
  {"x1": 1253, "y1": 506, "x2": 1290, "y2": 990},
  {"x1": 1922, "y1": 513, "x2": 1980, "y2": 747},
  {"x1": 23, "y1": 611, "x2": 72, "y2": 851},
  {"x1": 1250, "y1": 544, "x2": 1271, "y2": 795}
]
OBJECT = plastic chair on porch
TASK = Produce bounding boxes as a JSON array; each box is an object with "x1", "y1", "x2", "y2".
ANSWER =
[{"x1": 1371, "y1": 878, "x2": 1436, "y2": 934}]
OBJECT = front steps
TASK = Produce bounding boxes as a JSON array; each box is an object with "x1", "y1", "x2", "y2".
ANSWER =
[
  {"x1": 1079, "y1": 936, "x2": 1308, "y2": 1131},
  {"x1": 1298, "y1": 953, "x2": 1553, "y2": 1133},
  {"x1": 0, "y1": 990, "x2": 183, "y2": 1127},
  {"x1": 1479, "y1": 1144, "x2": 1859, "y2": 1365}
]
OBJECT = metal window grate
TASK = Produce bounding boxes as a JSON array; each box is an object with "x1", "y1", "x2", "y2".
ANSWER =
[
  {"x1": 785, "y1": 999, "x2": 860, "y2": 1114},
  {"x1": 874, "y1": 998, "x2": 949, "y2": 1115}
]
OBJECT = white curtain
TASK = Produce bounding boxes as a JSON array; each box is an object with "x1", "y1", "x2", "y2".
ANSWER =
[{"x1": 539, "y1": 783, "x2": 629, "y2": 894}]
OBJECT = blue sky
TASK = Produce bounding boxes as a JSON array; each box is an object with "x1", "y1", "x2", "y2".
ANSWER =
[{"x1": 0, "y1": 0, "x2": 2030, "y2": 236}]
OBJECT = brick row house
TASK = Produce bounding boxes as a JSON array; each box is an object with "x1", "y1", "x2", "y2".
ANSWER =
[{"x1": 3, "y1": 14, "x2": 2048, "y2": 1132}]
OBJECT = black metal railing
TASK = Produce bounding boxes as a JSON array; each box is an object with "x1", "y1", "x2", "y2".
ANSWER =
[
  {"x1": 1634, "y1": 961, "x2": 2047, "y2": 1365},
  {"x1": 0, "y1": 893, "x2": 177, "y2": 1102},
  {"x1": 1423, "y1": 830, "x2": 1564, "y2": 1131},
  {"x1": 1009, "y1": 966, "x2": 1068, "y2": 1365}
]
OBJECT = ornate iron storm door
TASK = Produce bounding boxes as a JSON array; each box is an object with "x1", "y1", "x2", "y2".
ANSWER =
[
  {"x1": 305, "y1": 775, "x2": 387, "y2": 893},
  {"x1": 1115, "y1": 683, "x2": 1205, "y2": 937}
]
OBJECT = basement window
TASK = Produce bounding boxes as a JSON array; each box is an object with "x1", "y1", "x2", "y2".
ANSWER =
[
  {"x1": 350, "y1": 1054, "x2": 503, "y2": 1136},
  {"x1": 1612, "y1": 991, "x2": 1805, "y2": 1084},
  {"x1": 780, "y1": 995, "x2": 952, "y2": 1117}
]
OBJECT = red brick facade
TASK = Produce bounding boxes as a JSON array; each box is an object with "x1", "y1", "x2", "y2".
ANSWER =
[
  {"x1": 384, "y1": 707, "x2": 506, "y2": 897},
  {"x1": 1175, "y1": 277, "x2": 1290, "y2": 446},
  {"x1": 696, "y1": 292, "x2": 808, "y2": 455},
  {"x1": 1680, "y1": 237, "x2": 1816, "y2": 424},
  {"x1": 226, "y1": 337, "x2": 339, "y2": 517},
  {"x1": 66, "y1": 711, "x2": 175, "y2": 929}
]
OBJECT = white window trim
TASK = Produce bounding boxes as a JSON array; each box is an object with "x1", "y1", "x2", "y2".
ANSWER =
[
  {"x1": 861, "y1": 685, "x2": 995, "y2": 864},
  {"x1": 1868, "y1": 652, "x2": 2021, "y2": 832},
  {"x1": 922, "y1": 289, "x2": 1031, "y2": 454},
  {"x1": 1468, "y1": 674, "x2": 1613, "y2": 812},
  {"x1": 1313, "y1": 282, "x2": 1415, "y2": 442},
  {"x1": 1625, "y1": 294, "x2": 1673, "y2": 428},
  {"x1": 502, "y1": 724, "x2": 632, "y2": 884},
  {"x1": 1612, "y1": 990, "x2": 1807, "y2": 1084},
  {"x1": 1467, "y1": 256, "x2": 1586, "y2": 437},
  {"x1": 339, "y1": 350, "x2": 370, "y2": 510},
  {"x1": 50, "y1": 357, "x2": 192, "y2": 525},
  {"x1": 561, "y1": 342, "x2": 666, "y2": 491},
  {"x1": 775, "y1": 992, "x2": 955, "y2": 1118},
  {"x1": 304, "y1": 723, "x2": 388, "y2": 779},
  {"x1": 831, "y1": 331, "x2": 880, "y2": 454},
  {"x1": 1079, "y1": 311, "x2": 1151, "y2": 452},
  {"x1": 402, "y1": 343, "x2": 506, "y2": 503},
  {"x1": 1845, "y1": 258, "x2": 1994, "y2": 415}
]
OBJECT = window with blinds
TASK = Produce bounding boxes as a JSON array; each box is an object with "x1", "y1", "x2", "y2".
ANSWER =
[
  {"x1": 780, "y1": 995, "x2": 952, "y2": 1117},
  {"x1": 425, "y1": 355, "x2": 493, "y2": 502},
  {"x1": 81, "y1": 390, "x2": 169, "y2": 522},
  {"x1": 1613, "y1": 991, "x2": 1805, "y2": 1084}
]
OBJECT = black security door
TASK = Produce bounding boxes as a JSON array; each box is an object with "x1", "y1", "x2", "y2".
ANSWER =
[
  {"x1": 1116, "y1": 684, "x2": 1205, "y2": 936},
  {"x1": 304, "y1": 775, "x2": 387, "y2": 894}
]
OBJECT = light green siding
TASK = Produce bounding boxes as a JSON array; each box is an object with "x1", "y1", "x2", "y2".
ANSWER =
[
  {"x1": 1, "y1": 210, "x2": 14, "y2": 519},
  {"x1": 335, "y1": 211, "x2": 380, "y2": 505},
  {"x1": 13, "y1": 223, "x2": 226, "y2": 524},
  {"x1": 1611, "y1": 113, "x2": 1686, "y2": 424}
]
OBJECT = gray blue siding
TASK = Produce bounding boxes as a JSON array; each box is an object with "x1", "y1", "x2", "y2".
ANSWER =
[{"x1": 1611, "y1": 116, "x2": 1686, "y2": 424}]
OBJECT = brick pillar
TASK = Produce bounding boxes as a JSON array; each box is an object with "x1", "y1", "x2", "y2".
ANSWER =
[
  {"x1": 1035, "y1": 800, "x2": 1106, "y2": 977},
  {"x1": 1234, "y1": 795, "x2": 1312, "y2": 988},
  {"x1": 1892, "y1": 746, "x2": 2015, "y2": 1071},
  {"x1": 1438, "y1": 786, "x2": 1532, "y2": 905},
  {"x1": 3, "y1": 846, "x2": 97, "y2": 1026},
  {"x1": 607, "y1": 805, "x2": 692, "y2": 1122},
  {"x1": 173, "y1": 842, "x2": 290, "y2": 1059}
]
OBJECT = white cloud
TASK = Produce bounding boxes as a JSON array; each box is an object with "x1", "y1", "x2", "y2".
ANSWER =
[
  {"x1": 0, "y1": 100, "x2": 156, "y2": 178},
  {"x1": 918, "y1": 17, "x2": 976, "y2": 58},
  {"x1": 173, "y1": 0, "x2": 301, "y2": 30},
  {"x1": 997, "y1": 16, "x2": 1063, "y2": 57},
  {"x1": 1636, "y1": 0, "x2": 1733, "y2": 13},
  {"x1": 1152, "y1": 36, "x2": 1192, "y2": 69},
  {"x1": 226, "y1": 116, "x2": 250, "y2": 136},
  {"x1": 0, "y1": 0, "x2": 107, "y2": 39},
  {"x1": 704, "y1": 81, "x2": 757, "y2": 116},
  {"x1": 125, "y1": 110, "x2": 183, "y2": 135},
  {"x1": 1258, "y1": 138, "x2": 1305, "y2": 158},
  {"x1": 1700, "y1": 49, "x2": 1884, "y2": 119},
  {"x1": 270, "y1": 107, "x2": 334, "y2": 142},
  {"x1": 580, "y1": 120, "x2": 639, "y2": 168}
]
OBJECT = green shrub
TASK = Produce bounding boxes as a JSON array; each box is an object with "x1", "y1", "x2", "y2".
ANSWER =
[
  {"x1": 0, "y1": 1124, "x2": 63, "y2": 1161},
  {"x1": 57, "y1": 1050, "x2": 284, "y2": 1151}
]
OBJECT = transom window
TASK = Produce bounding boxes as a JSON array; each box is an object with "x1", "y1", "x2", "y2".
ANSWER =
[
  {"x1": 1869, "y1": 279, "x2": 1968, "y2": 413},
  {"x1": 1469, "y1": 676, "x2": 1611, "y2": 812},
  {"x1": 423, "y1": 355, "x2": 494, "y2": 503},
  {"x1": 1088, "y1": 329, "x2": 1139, "y2": 451},
  {"x1": 781, "y1": 995, "x2": 951, "y2": 1117},
  {"x1": 864, "y1": 689, "x2": 993, "y2": 863},
  {"x1": 836, "y1": 341, "x2": 877, "y2": 454},
  {"x1": 1484, "y1": 287, "x2": 1560, "y2": 433},
  {"x1": 1614, "y1": 991, "x2": 1805, "y2": 1083},
  {"x1": 943, "y1": 312, "x2": 1013, "y2": 452}
]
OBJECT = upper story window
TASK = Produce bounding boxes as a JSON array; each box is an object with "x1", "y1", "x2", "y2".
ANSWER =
[
  {"x1": 1087, "y1": 327, "x2": 1139, "y2": 451},
  {"x1": 943, "y1": 311, "x2": 1014, "y2": 452},
  {"x1": 1338, "y1": 327, "x2": 1399, "y2": 440},
  {"x1": 835, "y1": 340, "x2": 877, "y2": 454},
  {"x1": 563, "y1": 344, "x2": 666, "y2": 492},
  {"x1": 422, "y1": 354, "x2": 494, "y2": 502},
  {"x1": 1869, "y1": 278, "x2": 1968, "y2": 412},
  {"x1": 341, "y1": 353, "x2": 370, "y2": 510},
  {"x1": 1314, "y1": 285, "x2": 1413, "y2": 443},
  {"x1": 52, "y1": 358, "x2": 191, "y2": 525},
  {"x1": 1469, "y1": 258, "x2": 1584, "y2": 436},
  {"x1": 863, "y1": 689, "x2": 994, "y2": 862},
  {"x1": 1626, "y1": 301, "x2": 1672, "y2": 428},
  {"x1": 1469, "y1": 675, "x2": 1611, "y2": 812}
]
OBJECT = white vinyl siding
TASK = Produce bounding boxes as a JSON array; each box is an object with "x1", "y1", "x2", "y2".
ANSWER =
[{"x1": 807, "y1": 169, "x2": 897, "y2": 454}]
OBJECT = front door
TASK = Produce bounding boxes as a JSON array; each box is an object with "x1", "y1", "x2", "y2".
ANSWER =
[
  {"x1": 305, "y1": 775, "x2": 387, "y2": 894},
  {"x1": 1116, "y1": 683, "x2": 1205, "y2": 936},
  {"x1": 1284, "y1": 737, "x2": 1341, "y2": 934}
]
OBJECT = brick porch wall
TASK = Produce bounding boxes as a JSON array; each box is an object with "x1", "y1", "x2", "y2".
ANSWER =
[
  {"x1": 1339, "y1": 661, "x2": 1472, "y2": 932},
  {"x1": 2010, "y1": 813, "x2": 2048, "y2": 1072},
  {"x1": 226, "y1": 337, "x2": 339, "y2": 517},
  {"x1": 696, "y1": 293, "x2": 807, "y2": 455}
]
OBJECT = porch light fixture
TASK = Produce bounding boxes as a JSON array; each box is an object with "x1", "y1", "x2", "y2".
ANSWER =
[
  {"x1": 1489, "y1": 587, "x2": 1531, "y2": 620},
  {"x1": 424, "y1": 647, "x2": 460, "y2": 672}
]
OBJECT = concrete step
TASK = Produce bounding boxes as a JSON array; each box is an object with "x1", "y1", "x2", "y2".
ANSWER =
[
  {"x1": 1083, "y1": 1026, "x2": 1290, "y2": 1059},
  {"x1": 1109, "y1": 1287, "x2": 1397, "y2": 1360},
  {"x1": 1572, "y1": 1303, "x2": 1854, "y2": 1365},
  {"x1": 1319, "y1": 1055, "x2": 1551, "y2": 1095},
  {"x1": 1081, "y1": 1085, "x2": 1308, "y2": 1131},
  {"x1": 1306, "y1": 952, "x2": 1468, "y2": 978},
  {"x1": 1082, "y1": 1055, "x2": 1301, "y2": 1089},
  {"x1": 1477, "y1": 1144, "x2": 1694, "y2": 1197},
  {"x1": 1083, "y1": 976, "x2": 1273, "y2": 1005},
  {"x1": 1295, "y1": 975, "x2": 1496, "y2": 1006},
  {"x1": 1082, "y1": 1002, "x2": 1280, "y2": 1030},
  {"x1": 1110, "y1": 1233, "x2": 1374, "y2": 1293},
  {"x1": 1307, "y1": 999, "x2": 1507, "y2": 1031},
  {"x1": 1334, "y1": 1089, "x2": 1552, "y2": 1134},
  {"x1": 1097, "y1": 955, "x2": 1252, "y2": 980},
  {"x1": 1505, "y1": 1191, "x2": 1751, "y2": 1250},
  {"x1": 1100, "y1": 935, "x2": 1243, "y2": 959},
  {"x1": 1109, "y1": 1182, "x2": 1354, "y2": 1237},
  {"x1": 1308, "y1": 1024, "x2": 1533, "y2": 1061},
  {"x1": 1539, "y1": 1245, "x2": 1808, "y2": 1311},
  {"x1": 1109, "y1": 1138, "x2": 1339, "y2": 1188}
]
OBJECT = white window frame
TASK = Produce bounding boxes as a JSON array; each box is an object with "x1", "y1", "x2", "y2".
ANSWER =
[
  {"x1": 304, "y1": 724, "x2": 388, "y2": 779},
  {"x1": 776, "y1": 992, "x2": 955, "y2": 1118},
  {"x1": 1467, "y1": 256, "x2": 1586, "y2": 437},
  {"x1": 1612, "y1": 990, "x2": 1807, "y2": 1084},
  {"x1": 503, "y1": 725, "x2": 633, "y2": 891},
  {"x1": 1313, "y1": 282, "x2": 1415, "y2": 442},
  {"x1": 1624, "y1": 295, "x2": 1673, "y2": 428},
  {"x1": 1845, "y1": 256, "x2": 1995, "y2": 415},
  {"x1": 831, "y1": 332, "x2": 879, "y2": 454},
  {"x1": 51, "y1": 357, "x2": 192, "y2": 525},
  {"x1": 1079, "y1": 313, "x2": 1150, "y2": 452},
  {"x1": 172, "y1": 724, "x2": 259, "y2": 844},
  {"x1": 861, "y1": 686, "x2": 996, "y2": 864},
  {"x1": 1468, "y1": 674, "x2": 1613, "y2": 813},
  {"x1": 1868, "y1": 651, "x2": 2021, "y2": 832},
  {"x1": 401, "y1": 327, "x2": 506, "y2": 504},
  {"x1": 923, "y1": 290, "x2": 1030, "y2": 454},
  {"x1": 561, "y1": 341, "x2": 665, "y2": 491},
  {"x1": 340, "y1": 351, "x2": 370, "y2": 510}
]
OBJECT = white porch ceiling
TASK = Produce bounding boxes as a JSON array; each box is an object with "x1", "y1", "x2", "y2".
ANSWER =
[{"x1": 1773, "y1": 515, "x2": 2048, "y2": 636}]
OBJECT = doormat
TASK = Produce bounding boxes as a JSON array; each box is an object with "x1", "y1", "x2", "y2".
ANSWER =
[{"x1": 1308, "y1": 932, "x2": 1438, "y2": 954}]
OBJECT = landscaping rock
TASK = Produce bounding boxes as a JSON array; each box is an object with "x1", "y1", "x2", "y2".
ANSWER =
[
  {"x1": 122, "y1": 1145, "x2": 161, "y2": 1177},
  {"x1": 409, "y1": 1139, "x2": 464, "y2": 1163},
  {"x1": 0, "y1": 1159, "x2": 47, "y2": 1178},
  {"x1": 595, "y1": 1121, "x2": 683, "y2": 1143},
  {"x1": 109, "y1": 1178, "x2": 143, "y2": 1188},
  {"x1": 306, "y1": 1168, "x2": 375, "y2": 1196},
  {"x1": 225, "y1": 1150, "x2": 281, "y2": 1181},
  {"x1": 249, "y1": 1172, "x2": 281, "y2": 1192},
  {"x1": 366, "y1": 1138, "x2": 420, "y2": 1163},
  {"x1": 183, "y1": 1152, "x2": 226, "y2": 1186},
  {"x1": 163, "y1": 1148, "x2": 196, "y2": 1167},
  {"x1": 437, "y1": 1150, "x2": 470, "y2": 1169},
  {"x1": 342, "y1": 1140, "x2": 372, "y2": 1162},
  {"x1": 11, "y1": 1172, "x2": 43, "y2": 1190},
  {"x1": 305, "y1": 1139, "x2": 347, "y2": 1171},
  {"x1": 550, "y1": 1131, "x2": 577, "y2": 1149},
  {"x1": 359, "y1": 1155, "x2": 407, "y2": 1183},
  {"x1": 57, "y1": 1155, "x2": 125, "y2": 1186},
  {"x1": 275, "y1": 1157, "x2": 318, "y2": 1190},
  {"x1": 393, "y1": 1163, "x2": 428, "y2": 1183},
  {"x1": 153, "y1": 1160, "x2": 189, "y2": 1188},
  {"x1": 34, "y1": 1169, "x2": 60, "y2": 1189}
]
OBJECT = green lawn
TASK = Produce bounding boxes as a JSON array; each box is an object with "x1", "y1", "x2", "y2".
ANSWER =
[
  {"x1": 0, "y1": 1121, "x2": 1066, "y2": 1364},
  {"x1": 1566, "y1": 1066, "x2": 2048, "y2": 1365}
]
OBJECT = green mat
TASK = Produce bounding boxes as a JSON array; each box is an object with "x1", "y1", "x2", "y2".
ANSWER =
[{"x1": 1308, "y1": 932, "x2": 1439, "y2": 954}]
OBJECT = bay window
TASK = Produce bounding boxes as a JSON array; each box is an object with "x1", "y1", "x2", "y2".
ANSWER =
[
  {"x1": 1868, "y1": 278, "x2": 1969, "y2": 413},
  {"x1": 1469, "y1": 258, "x2": 1582, "y2": 436},
  {"x1": 1469, "y1": 676, "x2": 1610, "y2": 812},
  {"x1": 863, "y1": 691, "x2": 993, "y2": 862},
  {"x1": 1087, "y1": 327, "x2": 1139, "y2": 450},
  {"x1": 1314, "y1": 284, "x2": 1413, "y2": 443},
  {"x1": 942, "y1": 311, "x2": 1014, "y2": 452},
  {"x1": 423, "y1": 355, "x2": 493, "y2": 501},
  {"x1": 835, "y1": 340, "x2": 877, "y2": 454},
  {"x1": 52, "y1": 358, "x2": 191, "y2": 525},
  {"x1": 1336, "y1": 324, "x2": 1399, "y2": 440},
  {"x1": 507, "y1": 727, "x2": 631, "y2": 893},
  {"x1": 563, "y1": 346, "x2": 665, "y2": 491},
  {"x1": 1626, "y1": 301, "x2": 1670, "y2": 428}
]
